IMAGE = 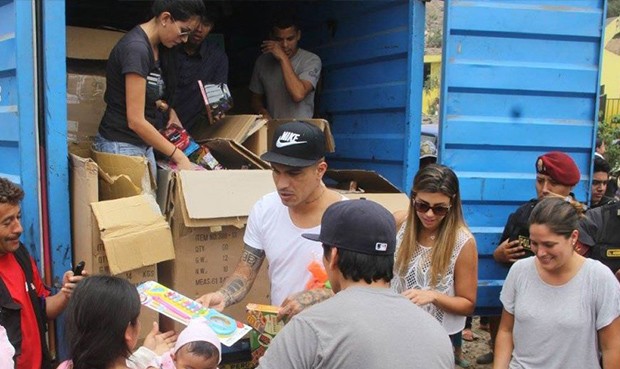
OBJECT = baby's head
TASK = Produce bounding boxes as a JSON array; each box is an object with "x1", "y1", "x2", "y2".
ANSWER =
[{"x1": 172, "y1": 319, "x2": 221, "y2": 369}]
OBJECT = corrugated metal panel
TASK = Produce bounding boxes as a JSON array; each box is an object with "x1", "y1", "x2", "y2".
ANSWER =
[
  {"x1": 441, "y1": 0, "x2": 606, "y2": 313},
  {"x1": 308, "y1": 0, "x2": 426, "y2": 189},
  {"x1": 0, "y1": 0, "x2": 42, "y2": 261},
  {"x1": 43, "y1": 0, "x2": 71, "y2": 359}
]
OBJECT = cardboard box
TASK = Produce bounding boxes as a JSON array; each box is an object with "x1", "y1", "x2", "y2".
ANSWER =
[
  {"x1": 66, "y1": 26, "x2": 124, "y2": 60},
  {"x1": 67, "y1": 72, "x2": 107, "y2": 143},
  {"x1": 246, "y1": 304, "x2": 285, "y2": 365},
  {"x1": 66, "y1": 26, "x2": 124, "y2": 142},
  {"x1": 158, "y1": 169, "x2": 275, "y2": 330},
  {"x1": 325, "y1": 169, "x2": 410, "y2": 213},
  {"x1": 69, "y1": 146, "x2": 174, "y2": 341},
  {"x1": 188, "y1": 115, "x2": 335, "y2": 158},
  {"x1": 90, "y1": 149, "x2": 156, "y2": 199}
]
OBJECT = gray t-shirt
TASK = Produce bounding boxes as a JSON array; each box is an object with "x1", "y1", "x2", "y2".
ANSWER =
[
  {"x1": 257, "y1": 286, "x2": 454, "y2": 369},
  {"x1": 501, "y1": 257, "x2": 620, "y2": 369},
  {"x1": 249, "y1": 48, "x2": 321, "y2": 119}
]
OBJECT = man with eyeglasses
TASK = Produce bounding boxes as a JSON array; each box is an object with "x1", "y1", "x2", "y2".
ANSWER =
[
  {"x1": 170, "y1": 8, "x2": 229, "y2": 132},
  {"x1": 249, "y1": 15, "x2": 321, "y2": 120},
  {"x1": 477, "y1": 151, "x2": 581, "y2": 365}
]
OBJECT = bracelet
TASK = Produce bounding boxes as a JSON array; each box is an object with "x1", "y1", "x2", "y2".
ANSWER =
[{"x1": 168, "y1": 146, "x2": 178, "y2": 159}]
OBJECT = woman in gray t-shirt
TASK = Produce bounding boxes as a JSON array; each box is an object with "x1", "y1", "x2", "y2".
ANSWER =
[{"x1": 494, "y1": 197, "x2": 620, "y2": 369}]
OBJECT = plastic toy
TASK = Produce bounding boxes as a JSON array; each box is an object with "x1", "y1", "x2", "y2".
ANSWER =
[{"x1": 137, "y1": 281, "x2": 251, "y2": 346}]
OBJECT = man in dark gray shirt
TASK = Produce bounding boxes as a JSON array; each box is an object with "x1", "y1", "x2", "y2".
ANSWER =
[{"x1": 257, "y1": 199, "x2": 454, "y2": 369}]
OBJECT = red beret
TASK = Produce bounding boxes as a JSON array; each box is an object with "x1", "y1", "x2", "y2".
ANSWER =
[{"x1": 535, "y1": 152, "x2": 580, "y2": 186}]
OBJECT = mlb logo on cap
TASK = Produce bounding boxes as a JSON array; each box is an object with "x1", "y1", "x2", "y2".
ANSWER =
[{"x1": 375, "y1": 242, "x2": 388, "y2": 252}]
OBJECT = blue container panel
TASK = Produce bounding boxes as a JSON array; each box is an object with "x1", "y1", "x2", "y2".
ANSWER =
[
  {"x1": 309, "y1": 1, "x2": 423, "y2": 189},
  {"x1": 442, "y1": 0, "x2": 605, "y2": 313},
  {"x1": 0, "y1": 0, "x2": 41, "y2": 261}
]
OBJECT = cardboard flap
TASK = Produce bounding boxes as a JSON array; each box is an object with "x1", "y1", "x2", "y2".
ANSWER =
[
  {"x1": 66, "y1": 26, "x2": 125, "y2": 60},
  {"x1": 179, "y1": 170, "x2": 275, "y2": 226},
  {"x1": 198, "y1": 139, "x2": 270, "y2": 170},
  {"x1": 91, "y1": 149, "x2": 155, "y2": 200},
  {"x1": 267, "y1": 119, "x2": 335, "y2": 153},
  {"x1": 325, "y1": 169, "x2": 401, "y2": 193},
  {"x1": 91, "y1": 195, "x2": 175, "y2": 274},
  {"x1": 344, "y1": 193, "x2": 410, "y2": 213},
  {"x1": 190, "y1": 115, "x2": 268, "y2": 143}
]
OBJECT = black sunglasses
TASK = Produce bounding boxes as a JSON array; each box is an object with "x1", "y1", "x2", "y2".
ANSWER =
[{"x1": 412, "y1": 200, "x2": 451, "y2": 216}]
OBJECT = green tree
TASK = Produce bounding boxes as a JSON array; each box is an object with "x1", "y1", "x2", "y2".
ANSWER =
[{"x1": 610, "y1": 0, "x2": 620, "y2": 18}]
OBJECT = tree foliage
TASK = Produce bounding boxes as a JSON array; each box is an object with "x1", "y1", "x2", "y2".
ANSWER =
[{"x1": 609, "y1": 0, "x2": 620, "y2": 18}]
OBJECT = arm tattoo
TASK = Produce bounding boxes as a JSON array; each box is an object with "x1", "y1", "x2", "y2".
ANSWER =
[
  {"x1": 295, "y1": 288, "x2": 334, "y2": 310},
  {"x1": 220, "y1": 244, "x2": 265, "y2": 307},
  {"x1": 241, "y1": 244, "x2": 265, "y2": 271}
]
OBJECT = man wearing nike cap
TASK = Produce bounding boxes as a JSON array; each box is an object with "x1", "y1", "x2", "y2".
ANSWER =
[
  {"x1": 197, "y1": 121, "x2": 343, "y2": 320},
  {"x1": 257, "y1": 199, "x2": 453, "y2": 369}
]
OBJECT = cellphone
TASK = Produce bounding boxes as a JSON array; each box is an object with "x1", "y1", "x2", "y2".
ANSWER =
[{"x1": 73, "y1": 261, "x2": 85, "y2": 276}]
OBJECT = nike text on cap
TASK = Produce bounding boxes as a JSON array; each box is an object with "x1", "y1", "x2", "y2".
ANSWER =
[
  {"x1": 302, "y1": 199, "x2": 396, "y2": 256},
  {"x1": 260, "y1": 121, "x2": 326, "y2": 167}
]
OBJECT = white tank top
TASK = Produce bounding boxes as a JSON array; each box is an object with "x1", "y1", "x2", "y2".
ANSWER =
[{"x1": 392, "y1": 223, "x2": 471, "y2": 335}]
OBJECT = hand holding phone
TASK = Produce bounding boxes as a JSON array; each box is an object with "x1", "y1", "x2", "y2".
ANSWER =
[{"x1": 73, "y1": 261, "x2": 85, "y2": 276}]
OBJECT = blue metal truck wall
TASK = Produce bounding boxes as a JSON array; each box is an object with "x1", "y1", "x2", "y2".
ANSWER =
[
  {"x1": 0, "y1": 0, "x2": 606, "y2": 357},
  {"x1": 440, "y1": 0, "x2": 606, "y2": 314},
  {"x1": 0, "y1": 0, "x2": 70, "y2": 356}
]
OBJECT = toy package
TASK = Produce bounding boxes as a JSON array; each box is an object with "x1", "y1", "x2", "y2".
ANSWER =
[
  {"x1": 137, "y1": 281, "x2": 251, "y2": 346},
  {"x1": 198, "y1": 81, "x2": 233, "y2": 125},
  {"x1": 246, "y1": 303, "x2": 286, "y2": 365},
  {"x1": 159, "y1": 124, "x2": 224, "y2": 170}
]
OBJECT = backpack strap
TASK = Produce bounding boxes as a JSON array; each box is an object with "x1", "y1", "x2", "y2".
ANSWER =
[{"x1": 13, "y1": 245, "x2": 52, "y2": 369}]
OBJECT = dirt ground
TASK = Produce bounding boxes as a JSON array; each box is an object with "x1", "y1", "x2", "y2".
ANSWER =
[{"x1": 459, "y1": 317, "x2": 493, "y2": 369}]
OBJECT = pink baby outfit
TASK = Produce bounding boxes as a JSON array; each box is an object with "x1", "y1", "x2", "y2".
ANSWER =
[{"x1": 159, "y1": 318, "x2": 222, "y2": 369}]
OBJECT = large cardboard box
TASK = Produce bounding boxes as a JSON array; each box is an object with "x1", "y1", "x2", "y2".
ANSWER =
[
  {"x1": 158, "y1": 169, "x2": 276, "y2": 331},
  {"x1": 69, "y1": 146, "x2": 174, "y2": 340},
  {"x1": 188, "y1": 115, "x2": 335, "y2": 158},
  {"x1": 66, "y1": 26, "x2": 125, "y2": 60},
  {"x1": 325, "y1": 169, "x2": 410, "y2": 213},
  {"x1": 66, "y1": 26, "x2": 124, "y2": 142},
  {"x1": 67, "y1": 72, "x2": 107, "y2": 142}
]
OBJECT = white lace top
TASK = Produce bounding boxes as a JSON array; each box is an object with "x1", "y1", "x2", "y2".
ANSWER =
[{"x1": 392, "y1": 222, "x2": 472, "y2": 335}]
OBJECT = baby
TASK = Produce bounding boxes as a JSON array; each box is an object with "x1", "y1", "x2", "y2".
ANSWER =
[{"x1": 156, "y1": 319, "x2": 221, "y2": 369}]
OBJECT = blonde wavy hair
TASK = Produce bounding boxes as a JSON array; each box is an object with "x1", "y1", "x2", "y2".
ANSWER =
[{"x1": 395, "y1": 164, "x2": 468, "y2": 287}]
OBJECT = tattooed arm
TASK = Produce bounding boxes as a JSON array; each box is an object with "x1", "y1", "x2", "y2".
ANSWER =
[
  {"x1": 276, "y1": 288, "x2": 334, "y2": 321},
  {"x1": 196, "y1": 244, "x2": 265, "y2": 311}
]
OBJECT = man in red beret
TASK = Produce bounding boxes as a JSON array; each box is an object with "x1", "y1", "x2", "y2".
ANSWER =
[{"x1": 476, "y1": 151, "x2": 581, "y2": 365}]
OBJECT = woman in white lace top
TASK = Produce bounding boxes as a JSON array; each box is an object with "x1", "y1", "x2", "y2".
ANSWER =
[{"x1": 392, "y1": 164, "x2": 478, "y2": 366}]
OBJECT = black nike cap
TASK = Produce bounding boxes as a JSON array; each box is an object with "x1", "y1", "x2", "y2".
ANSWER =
[{"x1": 261, "y1": 121, "x2": 326, "y2": 167}]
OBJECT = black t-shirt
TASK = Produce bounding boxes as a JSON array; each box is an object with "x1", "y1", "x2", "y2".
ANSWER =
[{"x1": 99, "y1": 26, "x2": 165, "y2": 146}]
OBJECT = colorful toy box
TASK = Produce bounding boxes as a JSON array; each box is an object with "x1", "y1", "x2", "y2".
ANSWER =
[{"x1": 246, "y1": 303, "x2": 286, "y2": 365}]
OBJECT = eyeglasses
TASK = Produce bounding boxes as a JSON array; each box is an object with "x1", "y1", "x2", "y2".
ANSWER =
[
  {"x1": 169, "y1": 15, "x2": 192, "y2": 37},
  {"x1": 412, "y1": 200, "x2": 451, "y2": 216}
]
